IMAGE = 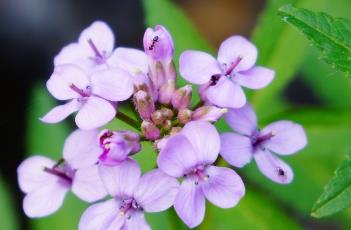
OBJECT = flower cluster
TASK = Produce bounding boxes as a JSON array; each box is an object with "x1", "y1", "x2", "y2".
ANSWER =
[{"x1": 17, "y1": 21, "x2": 307, "y2": 229}]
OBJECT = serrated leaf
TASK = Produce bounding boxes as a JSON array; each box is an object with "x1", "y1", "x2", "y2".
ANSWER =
[
  {"x1": 311, "y1": 154, "x2": 351, "y2": 218},
  {"x1": 278, "y1": 4, "x2": 351, "y2": 75}
]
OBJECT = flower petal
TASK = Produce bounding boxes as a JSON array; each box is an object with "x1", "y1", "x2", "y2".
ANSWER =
[
  {"x1": 206, "y1": 77, "x2": 246, "y2": 108},
  {"x1": 40, "y1": 100, "x2": 80, "y2": 124},
  {"x1": 91, "y1": 68, "x2": 133, "y2": 101},
  {"x1": 78, "y1": 21, "x2": 115, "y2": 55},
  {"x1": 157, "y1": 135, "x2": 198, "y2": 178},
  {"x1": 54, "y1": 43, "x2": 94, "y2": 71},
  {"x1": 174, "y1": 178, "x2": 206, "y2": 229},
  {"x1": 217, "y1": 36, "x2": 257, "y2": 72},
  {"x1": 72, "y1": 164, "x2": 108, "y2": 202},
  {"x1": 63, "y1": 129, "x2": 101, "y2": 169},
  {"x1": 75, "y1": 96, "x2": 116, "y2": 130},
  {"x1": 261, "y1": 121, "x2": 307, "y2": 155},
  {"x1": 235, "y1": 66, "x2": 275, "y2": 89},
  {"x1": 47, "y1": 64, "x2": 90, "y2": 100},
  {"x1": 17, "y1": 156, "x2": 57, "y2": 193},
  {"x1": 179, "y1": 50, "x2": 221, "y2": 84},
  {"x1": 180, "y1": 121, "x2": 220, "y2": 165},
  {"x1": 122, "y1": 211, "x2": 151, "y2": 230},
  {"x1": 134, "y1": 169, "x2": 179, "y2": 212},
  {"x1": 108, "y1": 47, "x2": 148, "y2": 74},
  {"x1": 202, "y1": 166, "x2": 245, "y2": 208},
  {"x1": 254, "y1": 149, "x2": 294, "y2": 184},
  {"x1": 220, "y1": 133, "x2": 253, "y2": 167},
  {"x1": 23, "y1": 181, "x2": 69, "y2": 218},
  {"x1": 79, "y1": 199, "x2": 123, "y2": 230},
  {"x1": 99, "y1": 159, "x2": 141, "y2": 197},
  {"x1": 224, "y1": 103, "x2": 257, "y2": 136}
]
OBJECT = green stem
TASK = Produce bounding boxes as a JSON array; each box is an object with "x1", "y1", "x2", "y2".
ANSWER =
[
  {"x1": 116, "y1": 111, "x2": 140, "y2": 129},
  {"x1": 192, "y1": 100, "x2": 204, "y2": 110}
]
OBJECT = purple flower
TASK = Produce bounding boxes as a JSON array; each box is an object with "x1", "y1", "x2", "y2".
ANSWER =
[
  {"x1": 17, "y1": 129, "x2": 108, "y2": 218},
  {"x1": 79, "y1": 160, "x2": 179, "y2": 230},
  {"x1": 41, "y1": 64, "x2": 133, "y2": 130},
  {"x1": 179, "y1": 36, "x2": 275, "y2": 108},
  {"x1": 157, "y1": 121, "x2": 245, "y2": 228},
  {"x1": 220, "y1": 104, "x2": 307, "y2": 184}
]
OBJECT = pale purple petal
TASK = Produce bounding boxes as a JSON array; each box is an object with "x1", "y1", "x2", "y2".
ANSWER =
[
  {"x1": 98, "y1": 159, "x2": 141, "y2": 197},
  {"x1": 217, "y1": 36, "x2": 257, "y2": 72},
  {"x1": 23, "y1": 181, "x2": 69, "y2": 218},
  {"x1": 46, "y1": 64, "x2": 90, "y2": 100},
  {"x1": 54, "y1": 43, "x2": 94, "y2": 70},
  {"x1": 121, "y1": 211, "x2": 151, "y2": 230},
  {"x1": 75, "y1": 96, "x2": 116, "y2": 130},
  {"x1": 157, "y1": 135, "x2": 198, "y2": 178},
  {"x1": 72, "y1": 164, "x2": 108, "y2": 202},
  {"x1": 17, "y1": 156, "x2": 57, "y2": 193},
  {"x1": 224, "y1": 103, "x2": 257, "y2": 136},
  {"x1": 202, "y1": 166, "x2": 245, "y2": 208},
  {"x1": 134, "y1": 169, "x2": 179, "y2": 212},
  {"x1": 254, "y1": 149, "x2": 294, "y2": 184},
  {"x1": 235, "y1": 66, "x2": 275, "y2": 89},
  {"x1": 91, "y1": 68, "x2": 133, "y2": 101},
  {"x1": 108, "y1": 47, "x2": 148, "y2": 74},
  {"x1": 220, "y1": 133, "x2": 253, "y2": 167},
  {"x1": 40, "y1": 99, "x2": 80, "y2": 124},
  {"x1": 261, "y1": 121, "x2": 307, "y2": 155},
  {"x1": 206, "y1": 77, "x2": 246, "y2": 108},
  {"x1": 179, "y1": 50, "x2": 221, "y2": 84},
  {"x1": 63, "y1": 129, "x2": 101, "y2": 169},
  {"x1": 78, "y1": 21, "x2": 115, "y2": 55},
  {"x1": 79, "y1": 199, "x2": 123, "y2": 230},
  {"x1": 174, "y1": 178, "x2": 206, "y2": 229},
  {"x1": 180, "y1": 121, "x2": 220, "y2": 165}
]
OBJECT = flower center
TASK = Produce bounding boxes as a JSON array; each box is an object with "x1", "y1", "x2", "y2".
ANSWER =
[
  {"x1": 43, "y1": 161, "x2": 74, "y2": 185},
  {"x1": 69, "y1": 84, "x2": 92, "y2": 97},
  {"x1": 225, "y1": 56, "x2": 243, "y2": 76},
  {"x1": 186, "y1": 165, "x2": 210, "y2": 185},
  {"x1": 252, "y1": 130, "x2": 276, "y2": 148},
  {"x1": 87, "y1": 38, "x2": 107, "y2": 64},
  {"x1": 119, "y1": 198, "x2": 142, "y2": 219}
]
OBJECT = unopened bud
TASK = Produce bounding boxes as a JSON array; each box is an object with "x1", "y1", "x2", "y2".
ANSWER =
[
  {"x1": 141, "y1": 121, "x2": 160, "y2": 140},
  {"x1": 151, "y1": 110, "x2": 164, "y2": 125},
  {"x1": 171, "y1": 85, "x2": 192, "y2": 110},
  {"x1": 177, "y1": 109, "x2": 192, "y2": 124},
  {"x1": 192, "y1": 106, "x2": 228, "y2": 122},
  {"x1": 162, "y1": 120, "x2": 172, "y2": 131},
  {"x1": 134, "y1": 90, "x2": 155, "y2": 120},
  {"x1": 160, "y1": 108, "x2": 174, "y2": 120},
  {"x1": 170, "y1": 127, "x2": 182, "y2": 135},
  {"x1": 158, "y1": 79, "x2": 175, "y2": 105}
]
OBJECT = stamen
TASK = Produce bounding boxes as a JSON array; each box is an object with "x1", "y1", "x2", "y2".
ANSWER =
[
  {"x1": 225, "y1": 56, "x2": 243, "y2": 75},
  {"x1": 87, "y1": 38, "x2": 103, "y2": 59},
  {"x1": 69, "y1": 84, "x2": 89, "y2": 97},
  {"x1": 43, "y1": 167, "x2": 72, "y2": 183}
]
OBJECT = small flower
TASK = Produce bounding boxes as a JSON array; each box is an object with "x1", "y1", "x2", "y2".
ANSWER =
[
  {"x1": 220, "y1": 103, "x2": 307, "y2": 184},
  {"x1": 192, "y1": 105, "x2": 227, "y2": 122},
  {"x1": 17, "y1": 130, "x2": 108, "y2": 218},
  {"x1": 179, "y1": 36, "x2": 275, "y2": 108},
  {"x1": 178, "y1": 109, "x2": 192, "y2": 124},
  {"x1": 141, "y1": 121, "x2": 160, "y2": 140},
  {"x1": 157, "y1": 121, "x2": 245, "y2": 228},
  {"x1": 171, "y1": 85, "x2": 192, "y2": 110},
  {"x1": 79, "y1": 160, "x2": 179, "y2": 230},
  {"x1": 41, "y1": 64, "x2": 133, "y2": 130},
  {"x1": 133, "y1": 90, "x2": 155, "y2": 120}
]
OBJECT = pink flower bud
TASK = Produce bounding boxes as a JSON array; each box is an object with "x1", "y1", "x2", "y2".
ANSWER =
[
  {"x1": 171, "y1": 85, "x2": 192, "y2": 110},
  {"x1": 177, "y1": 109, "x2": 192, "y2": 124},
  {"x1": 134, "y1": 90, "x2": 155, "y2": 120},
  {"x1": 151, "y1": 110, "x2": 164, "y2": 125},
  {"x1": 192, "y1": 106, "x2": 228, "y2": 122},
  {"x1": 161, "y1": 120, "x2": 172, "y2": 131},
  {"x1": 158, "y1": 79, "x2": 175, "y2": 105},
  {"x1": 141, "y1": 121, "x2": 160, "y2": 140},
  {"x1": 160, "y1": 108, "x2": 174, "y2": 120}
]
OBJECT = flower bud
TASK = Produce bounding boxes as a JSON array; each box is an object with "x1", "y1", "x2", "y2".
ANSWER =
[
  {"x1": 151, "y1": 110, "x2": 164, "y2": 125},
  {"x1": 177, "y1": 109, "x2": 192, "y2": 124},
  {"x1": 158, "y1": 79, "x2": 175, "y2": 105},
  {"x1": 171, "y1": 85, "x2": 192, "y2": 110},
  {"x1": 192, "y1": 106, "x2": 228, "y2": 122},
  {"x1": 160, "y1": 108, "x2": 174, "y2": 120},
  {"x1": 161, "y1": 120, "x2": 172, "y2": 131},
  {"x1": 134, "y1": 90, "x2": 155, "y2": 120},
  {"x1": 141, "y1": 121, "x2": 160, "y2": 140},
  {"x1": 170, "y1": 127, "x2": 182, "y2": 135}
]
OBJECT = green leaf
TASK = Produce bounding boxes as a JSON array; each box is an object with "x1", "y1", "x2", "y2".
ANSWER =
[
  {"x1": 0, "y1": 174, "x2": 19, "y2": 230},
  {"x1": 278, "y1": 4, "x2": 351, "y2": 75}
]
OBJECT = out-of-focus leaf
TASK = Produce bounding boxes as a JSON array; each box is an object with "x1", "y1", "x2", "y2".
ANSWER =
[
  {"x1": 26, "y1": 84, "x2": 87, "y2": 230},
  {"x1": 0, "y1": 174, "x2": 19, "y2": 230},
  {"x1": 311, "y1": 154, "x2": 351, "y2": 218},
  {"x1": 278, "y1": 5, "x2": 351, "y2": 75}
]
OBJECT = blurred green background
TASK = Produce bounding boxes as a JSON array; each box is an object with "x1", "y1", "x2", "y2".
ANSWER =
[{"x1": 1, "y1": 0, "x2": 351, "y2": 229}]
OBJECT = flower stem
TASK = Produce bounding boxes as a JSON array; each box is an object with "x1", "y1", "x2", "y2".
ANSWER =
[
  {"x1": 116, "y1": 111, "x2": 140, "y2": 130},
  {"x1": 192, "y1": 100, "x2": 204, "y2": 110}
]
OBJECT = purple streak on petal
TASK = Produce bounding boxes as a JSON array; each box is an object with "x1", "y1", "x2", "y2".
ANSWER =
[
  {"x1": 174, "y1": 178, "x2": 206, "y2": 229},
  {"x1": 220, "y1": 133, "x2": 253, "y2": 167},
  {"x1": 224, "y1": 103, "x2": 257, "y2": 136},
  {"x1": 98, "y1": 159, "x2": 141, "y2": 197},
  {"x1": 134, "y1": 169, "x2": 179, "y2": 213},
  {"x1": 108, "y1": 47, "x2": 148, "y2": 74},
  {"x1": 217, "y1": 36, "x2": 257, "y2": 72},
  {"x1": 254, "y1": 149, "x2": 294, "y2": 184},
  {"x1": 121, "y1": 211, "x2": 151, "y2": 230},
  {"x1": 235, "y1": 66, "x2": 275, "y2": 89},
  {"x1": 202, "y1": 166, "x2": 245, "y2": 208},
  {"x1": 179, "y1": 50, "x2": 221, "y2": 84},
  {"x1": 40, "y1": 99, "x2": 80, "y2": 124},
  {"x1": 206, "y1": 77, "x2": 246, "y2": 108},
  {"x1": 261, "y1": 121, "x2": 307, "y2": 155},
  {"x1": 180, "y1": 121, "x2": 220, "y2": 165},
  {"x1": 75, "y1": 96, "x2": 116, "y2": 130},
  {"x1": 157, "y1": 135, "x2": 198, "y2": 177}
]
